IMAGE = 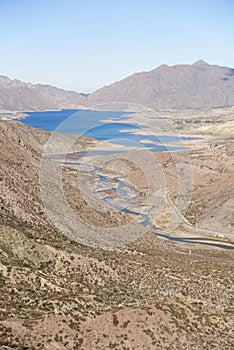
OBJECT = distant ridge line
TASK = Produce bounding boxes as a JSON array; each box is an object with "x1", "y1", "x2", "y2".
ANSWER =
[{"x1": 1, "y1": 61, "x2": 234, "y2": 111}]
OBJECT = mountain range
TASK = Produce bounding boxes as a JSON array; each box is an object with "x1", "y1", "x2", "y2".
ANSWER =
[
  {"x1": 1, "y1": 60, "x2": 234, "y2": 111},
  {"x1": 0, "y1": 75, "x2": 86, "y2": 111}
]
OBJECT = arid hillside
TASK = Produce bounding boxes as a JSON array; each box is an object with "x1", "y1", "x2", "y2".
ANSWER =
[
  {"x1": 0, "y1": 75, "x2": 85, "y2": 111},
  {"x1": 0, "y1": 119, "x2": 233, "y2": 349},
  {"x1": 86, "y1": 61, "x2": 234, "y2": 109}
]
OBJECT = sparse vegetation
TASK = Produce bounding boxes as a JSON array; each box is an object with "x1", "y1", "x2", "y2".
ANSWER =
[{"x1": 0, "y1": 114, "x2": 233, "y2": 349}]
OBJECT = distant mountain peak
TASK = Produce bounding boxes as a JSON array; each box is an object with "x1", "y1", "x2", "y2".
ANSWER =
[
  {"x1": 193, "y1": 59, "x2": 209, "y2": 66},
  {"x1": 157, "y1": 64, "x2": 170, "y2": 70},
  {"x1": 87, "y1": 61, "x2": 234, "y2": 109}
]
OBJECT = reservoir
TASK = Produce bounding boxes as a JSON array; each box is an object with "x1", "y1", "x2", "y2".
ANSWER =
[{"x1": 19, "y1": 109, "x2": 198, "y2": 153}]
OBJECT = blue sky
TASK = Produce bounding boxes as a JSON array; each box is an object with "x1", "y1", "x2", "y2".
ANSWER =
[{"x1": 0, "y1": 0, "x2": 233, "y2": 92}]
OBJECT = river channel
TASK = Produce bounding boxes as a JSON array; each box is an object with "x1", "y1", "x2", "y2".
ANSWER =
[{"x1": 63, "y1": 156, "x2": 234, "y2": 251}]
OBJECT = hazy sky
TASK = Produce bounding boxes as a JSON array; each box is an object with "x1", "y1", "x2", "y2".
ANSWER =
[{"x1": 0, "y1": 0, "x2": 233, "y2": 92}]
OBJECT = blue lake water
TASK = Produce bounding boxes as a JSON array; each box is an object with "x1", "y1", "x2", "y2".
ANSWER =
[{"x1": 19, "y1": 109, "x2": 198, "y2": 153}]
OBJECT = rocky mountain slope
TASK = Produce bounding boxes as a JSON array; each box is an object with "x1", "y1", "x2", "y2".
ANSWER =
[
  {"x1": 0, "y1": 75, "x2": 85, "y2": 111},
  {"x1": 0, "y1": 120, "x2": 127, "y2": 236},
  {"x1": 86, "y1": 60, "x2": 234, "y2": 109},
  {"x1": 0, "y1": 119, "x2": 233, "y2": 349}
]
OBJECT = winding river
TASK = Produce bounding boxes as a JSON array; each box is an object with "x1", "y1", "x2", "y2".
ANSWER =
[{"x1": 64, "y1": 157, "x2": 234, "y2": 251}]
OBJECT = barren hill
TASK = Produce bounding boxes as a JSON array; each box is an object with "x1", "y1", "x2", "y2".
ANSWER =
[
  {"x1": 86, "y1": 60, "x2": 234, "y2": 109},
  {"x1": 0, "y1": 75, "x2": 85, "y2": 111}
]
